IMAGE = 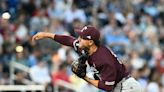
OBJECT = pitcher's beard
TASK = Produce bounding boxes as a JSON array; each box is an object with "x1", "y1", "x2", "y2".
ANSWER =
[{"x1": 83, "y1": 46, "x2": 89, "y2": 52}]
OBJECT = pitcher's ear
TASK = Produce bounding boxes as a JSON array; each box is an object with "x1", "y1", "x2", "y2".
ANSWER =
[{"x1": 89, "y1": 40, "x2": 94, "y2": 46}]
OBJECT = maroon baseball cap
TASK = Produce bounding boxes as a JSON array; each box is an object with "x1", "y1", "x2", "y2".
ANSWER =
[{"x1": 75, "y1": 26, "x2": 100, "y2": 41}]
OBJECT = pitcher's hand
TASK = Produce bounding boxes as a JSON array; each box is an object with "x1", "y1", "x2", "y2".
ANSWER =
[{"x1": 32, "y1": 32, "x2": 55, "y2": 42}]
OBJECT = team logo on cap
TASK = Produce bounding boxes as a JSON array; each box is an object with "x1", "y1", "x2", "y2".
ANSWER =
[{"x1": 81, "y1": 26, "x2": 87, "y2": 32}]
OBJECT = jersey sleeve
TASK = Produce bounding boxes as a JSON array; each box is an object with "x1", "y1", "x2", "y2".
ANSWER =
[
  {"x1": 54, "y1": 34, "x2": 76, "y2": 47},
  {"x1": 54, "y1": 34, "x2": 80, "y2": 52},
  {"x1": 98, "y1": 61, "x2": 117, "y2": 91}
]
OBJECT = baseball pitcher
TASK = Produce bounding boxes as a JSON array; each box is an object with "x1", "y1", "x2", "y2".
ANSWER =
[{"x1": 32, "y1": 26, "x2": 142, "y2": 92}]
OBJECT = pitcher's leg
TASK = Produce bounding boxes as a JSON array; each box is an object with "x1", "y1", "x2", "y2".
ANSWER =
[
  {"x1": 114, "y1": 77, "x2": 142, "y2": 92},
  {"x1": 122, "y1": 77, "x2": 142, "y2": 92}
]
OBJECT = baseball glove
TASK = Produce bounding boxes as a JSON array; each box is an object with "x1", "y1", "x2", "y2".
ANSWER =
[{"x1": 71, "y1": 60, "x2": 87, "y2": 78}]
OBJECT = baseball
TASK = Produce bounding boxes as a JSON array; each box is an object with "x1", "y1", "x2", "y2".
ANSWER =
[{"x1": 2, "y1": 12, "x2": 11, "y2": 20}]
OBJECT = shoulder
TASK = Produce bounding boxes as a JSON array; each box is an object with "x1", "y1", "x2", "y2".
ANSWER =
[
  {"x1": 98, "y1": 45, "x2": 112, "y2": 53},
  {"x1": 92, "y1": 45, "x2": 112, "y2": 60},
  {"x1": 96, "y1": 45, "x2": 116, "y2": 61}
]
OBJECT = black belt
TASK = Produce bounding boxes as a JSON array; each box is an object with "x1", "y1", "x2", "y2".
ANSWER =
[{"x1": 114, "y1": 75, "x2": 132, "y2": 87}]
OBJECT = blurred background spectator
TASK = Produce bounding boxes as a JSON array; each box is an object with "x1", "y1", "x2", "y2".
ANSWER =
[{"x1": 0, "y1": 0, "x2": 164, "y2": 92}]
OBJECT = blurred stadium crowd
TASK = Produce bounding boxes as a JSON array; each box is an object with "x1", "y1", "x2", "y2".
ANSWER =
[{"x1": 0, "y1": 0, "x2": 164, "y2": 92}]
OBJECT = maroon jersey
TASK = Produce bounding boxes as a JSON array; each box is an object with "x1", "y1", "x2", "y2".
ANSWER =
[{"x1": 54, "y1": 35, "x2": 128, "y2": 91}]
